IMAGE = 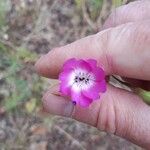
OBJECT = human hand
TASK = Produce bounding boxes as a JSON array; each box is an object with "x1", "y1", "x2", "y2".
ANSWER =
[{"x1": 35, "y1": 0, "x2": 150, "y2": 149}]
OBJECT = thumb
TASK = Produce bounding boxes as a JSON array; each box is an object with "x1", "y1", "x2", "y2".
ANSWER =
[{"x1": 42, "y1": 84, "x2": 150, "y2": 149}]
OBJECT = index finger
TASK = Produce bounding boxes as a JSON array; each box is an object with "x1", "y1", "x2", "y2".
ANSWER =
[
  {"x1": 103, "y1": 0, "x2": 150, "y2": 29},
  {"x1": 35, "y1": 21, "x2": 150, "y2": 80}
]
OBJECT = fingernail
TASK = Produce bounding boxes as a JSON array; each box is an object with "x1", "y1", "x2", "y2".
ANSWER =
[
  {"x1": 42, "y1": 91, "x2": 74, "y2": 117},
  {"x1": 63, "y1": 101, "x2": 75, "y2": 117}
]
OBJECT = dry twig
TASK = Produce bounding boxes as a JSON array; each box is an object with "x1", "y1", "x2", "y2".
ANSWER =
[
  {"x1": 97, "y1": 0, "x2": 112, "y2": 29},
  {"x1": 81, "y1": 0, "x2": 97, "y2": 31}
]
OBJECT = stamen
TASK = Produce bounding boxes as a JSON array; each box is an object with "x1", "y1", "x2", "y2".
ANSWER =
[
  {"x1": 79, "y1": 77, "x2": 85, "y2": 81},
  {"x1": 73, "y1": 71, "x2": 91, "y2": 87},
  {"x1": 75, "y1": 76, "x2": 78, "y2": 82}
]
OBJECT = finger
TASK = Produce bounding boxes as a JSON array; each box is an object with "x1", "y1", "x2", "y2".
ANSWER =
[
  {"x1": 35, "y1": 20, "x2": 150, "y2": 80},
  {"x1": 103, "y1": 0, "x2": 150, "y2": 29},
  {"x1": 42, "y1": 84, "x2": 150, "y2": 149}
]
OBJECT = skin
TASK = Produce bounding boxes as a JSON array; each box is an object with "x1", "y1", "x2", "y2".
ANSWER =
[{"x1": 35, "y1": 0, "x2": 150, "y2": 149}]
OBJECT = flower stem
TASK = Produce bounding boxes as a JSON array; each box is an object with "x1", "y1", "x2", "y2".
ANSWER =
[{"x1": 111, "y1": 75, "x2": 150, "y2": 104}]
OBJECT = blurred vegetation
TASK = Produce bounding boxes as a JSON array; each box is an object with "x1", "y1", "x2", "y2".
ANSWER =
[
  {"x1": 0, "y1": 0, "x2": 47, "y2": 113},
  {"x1": 75, "y1": 0, "x2": 123, "y2": 19},
  {"x1": 75, "y1": 0, "x2": 104, "y2": 19},
  {"x1": 0, "y1": 41, "x2": 45, "y2": 112},
  {"x1": 0, "y1": 0, "x2": 10, "y2": 27}
]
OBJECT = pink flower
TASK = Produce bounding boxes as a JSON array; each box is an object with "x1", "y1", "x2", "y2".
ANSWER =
[{"x1": 59, "y1": 58, "x2": 106, "y2": 107}]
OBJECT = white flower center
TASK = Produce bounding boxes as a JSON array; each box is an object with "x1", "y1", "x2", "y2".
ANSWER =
[{"x1": 68, "y1": 69, "x2": 95, "y2": 93}]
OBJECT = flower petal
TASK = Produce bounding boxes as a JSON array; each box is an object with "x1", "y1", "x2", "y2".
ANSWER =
[
  {"x1": 82, "y1": 80, "x2": 106, "y2": 100},
  {"x1": 79, "y1": 96, "x2": 93, "y2": 107},
  {"x1": 59, "y1": 68, "x2": 73, "y2": 81},
  {"x1": 59, "y1": 58, "x2": 107, "y2": 107},
  {"x1": 59, "y1": 82, "x2": 71, "y2": 96},
  {"x1": 75, "y1": 59, "x2": 92, "y2": 72},
  {"x1": 99, "y1": 80, "x2": 107, "y2": 93},
  {"x1": 71, "y1": 90, "x2": 92, "y2": 107},
  {"x1": 71, "y1": 90, "x2": 80, "y2": 104},
  {"x1": 59, "y1": 68, "x2": 74, "y2": 96},
  {"x1": 93, "y1": 67, "x2": 105, "y2": 81},
  {"x1": 63, "y1": 58, "x2": 77, "y2": 70},
  {"x1": 86, "y1": 59, "x2": 97, "y2": 69}
]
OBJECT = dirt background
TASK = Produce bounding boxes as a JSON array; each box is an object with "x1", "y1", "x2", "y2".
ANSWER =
[{"x1": 0, "y1": 0, "x2": 143, "y2": 150}]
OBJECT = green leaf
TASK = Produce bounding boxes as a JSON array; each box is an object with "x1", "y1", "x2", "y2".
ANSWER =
[
  {"x1": 0, "y1": 0, "x2": 10, "y2": 13},
  {"x1": 4, "y1": 78, "x2": 31, "y2": 111},
  {"x1": 75, "y1": 0, "x2": 82, "y2": 9},
  {"x1": 16, "y1": 47, "x2": 38, "y2": 62},
  {"x1": 5, "y1": 94, "x2": 22, "y2": 110},
  {"x1": 25, "y1": 98, "x2": 37, "y2": 113},
  {"x1": 91, "y1": 0, "x2": 103, "y2": 9},
  {"x1": 0, "y1": 42, "x2": 7, "y2": 52},
  {"x1": 0, "y1": 0, "x2": 11, "y2": 27},
  {"x1": 112, "y1": 0, "x2": 123, "y2": 7}
]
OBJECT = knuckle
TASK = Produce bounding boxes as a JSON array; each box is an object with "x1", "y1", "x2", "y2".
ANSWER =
[
  {"x1": 95, "y1": 88, "x2": 130, "y2": 136},
  {"x1": 95, "y1": 90, "x2": 117, "y2": 134},
  {"x1": 95, "y1": 29, "x2": 116, "y2": 74}
]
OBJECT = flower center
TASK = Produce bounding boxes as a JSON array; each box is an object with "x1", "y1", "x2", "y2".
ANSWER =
[{"x1": 74, "y1": 73, "x2": 90, "y2": 85}]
